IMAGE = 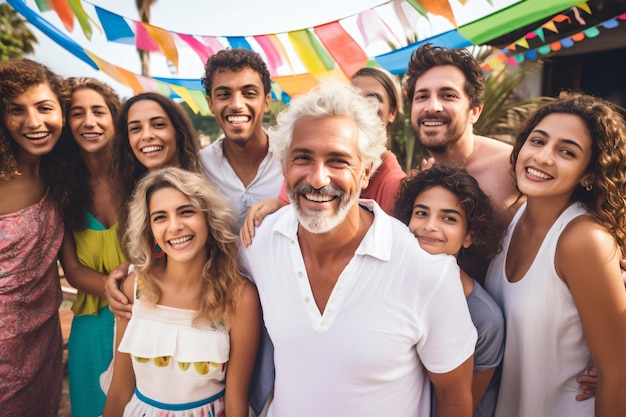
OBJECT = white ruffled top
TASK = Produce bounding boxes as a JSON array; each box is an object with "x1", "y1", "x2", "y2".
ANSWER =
[{"x1": 118, "y1": 276, "x2": 230, "y2": 405}]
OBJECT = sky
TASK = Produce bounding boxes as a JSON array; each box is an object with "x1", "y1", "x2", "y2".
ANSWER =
[
  {"x1": 12, "y1": 0, "x2": 392, "y2": 98},
  {"x1": 8, "y1": 0, "x2": 520, "y2": 99}
]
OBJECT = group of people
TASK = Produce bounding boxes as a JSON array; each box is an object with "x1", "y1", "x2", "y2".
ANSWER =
[{"x1": 1, "y1": 42, "x2": 625, "y2": 417}]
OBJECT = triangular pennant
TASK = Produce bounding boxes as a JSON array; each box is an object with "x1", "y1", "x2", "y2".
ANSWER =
[
  {"x1": 533, "y1": 28, "x2": 545, "y2": 43},
  {"x1": 178, "y1": 34, "x2": 211, "y2": 65},
  {"x1": 50, "y1": 0, "x2": 74, "y2": 32},
  {"x1": 514, "y1": 38, "x2": 530, "y2": 49},
  {"x1": 115, "y1": 67, "x2": 147, "y2": 95},
  {"x1": 314, "y1": 21, "x2": 368, "y2": 78},
  {"x1": 85, "y1": 52, "x2": 128, "y2": 87},
  {"x1": 68, "y1": 0, "x2": 98, "y2": 40},
  {"x1": 288, "y1": 29, "x2": 333, "y2": 74},
  {"x1": 135, "y1": 22, "x2": 160, "y2": 53},
  {"x1": 576, "y1": 2, "x2": 591, "y2": 14},
  {"x1": 542, "y1": 21, "x2": 559, "y2": 33},
  {"x1": 34, "y1": 0, "x2": 51, "y2": 12},
  {"x1": 254, "y1": 34, "x2": 286, "y2": 76},
  {"x1": 142, "y1": 22, "x2": 179, "y2": 71},
  {"x1": 414, "y1": 0, "x2": 457, "y2": 27},
  {"x1": 95, "y1": 6, "x2": 134, "y2": 44},
  {"x1": 356, "y1": 9, "x2": 402, "y2": 48},
  {"x1": 227, "y1": 37, "x2": 252, "y2": 50},
  {"x1": 170, "y1": 85, "x2": 201, "y2": 115},
  {"x1": 201, "y1": 36, "x2": 227, "y2": 55}
]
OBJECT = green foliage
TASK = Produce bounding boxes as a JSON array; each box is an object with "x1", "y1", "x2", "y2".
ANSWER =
[
  {"x1": 475, "y1": 59, "x2": 554, "y2": 142},
  {"x1": 0, "y1": 3, "x2": 37, "y2": 63}
]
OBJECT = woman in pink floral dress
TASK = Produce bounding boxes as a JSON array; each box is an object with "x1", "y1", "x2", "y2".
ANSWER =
[{"x1": 0, "y1": 59, "x2": 72, "y2": 417}]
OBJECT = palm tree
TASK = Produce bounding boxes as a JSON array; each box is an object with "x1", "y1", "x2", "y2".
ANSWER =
[
  {"x1": 0, "y1": 3, "x2": 37, "y2": 63},
  {"x1": 472, "y1": 47, "x2": 554, "y2": 143},
  {"x1": 135, "y1": 0, "x2": 158, "y2": 76}
]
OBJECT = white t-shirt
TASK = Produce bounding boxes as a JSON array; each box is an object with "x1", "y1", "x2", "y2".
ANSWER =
[
  {"x1": 240, "y1": 200, "x2": 477, "y2": 417},
  {"x1": 200, "y1": 136, "x2": 283, "y2": 228}
]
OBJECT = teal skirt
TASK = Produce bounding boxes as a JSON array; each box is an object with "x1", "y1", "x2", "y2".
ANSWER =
[{"x1": 68, "y1": 306, "x2": 114, "y2": 417}]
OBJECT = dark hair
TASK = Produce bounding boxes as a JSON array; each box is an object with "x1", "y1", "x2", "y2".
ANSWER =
[
  {"x1": 0, "y1": 58, "x2": 72, "y2": 208},
  {"x1": 201, "y1": 48, "x2": 271, "y2": 97},
  {"x1": 404, "y1": 43, "x2": 484, "y2": 108},
  {"x1": 394, "y1": 164, "x2": 503, "y2": 260},
  {"x1": 351, "y1": 67, "x2": 403, "y2": 117},
  {"x1": 63, "y1": 77, "x2": 121, "y2": 230},
  {"x1": 511, "y1": 92, "x2": 626, "y2": 254},
  {"x1": 112, "y1": 92, "x2": 202, "y2": 241}
]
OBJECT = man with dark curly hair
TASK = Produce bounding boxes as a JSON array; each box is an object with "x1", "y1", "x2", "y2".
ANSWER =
[
  {"x1": 200, "y1": 48, "x2": 283, "y2": 229},
  {"x1": 405, "y1": 43, "x2": 518, "y2": 223}
]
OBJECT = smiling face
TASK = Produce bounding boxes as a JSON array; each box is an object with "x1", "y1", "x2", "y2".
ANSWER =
[
  {"x1": 68, "y1": 88, "x2": 115, "y2": 154},
  {"x1": 515, "y1": 113, "x2": 593, "y2": 201},
  {"x1": 351, "y1": 75, "x2": 397, "y2": 129},
  {"x1": 3, "y1": 83, "x2": 64, "y2": 159},
  {"x1": 408, "y1": 185, "x2": 472, "y2": 257},
  {"x1": 206, "y1": 67, "x2": 270, "y2": 144},
  {"x1": 127, "y1": 99, "x2": 180, "y2": 171},
  {"x1": 285, "y1": 115, "x2": 371, "y2": 234},
  {"x1": 149, "y1": 186, "x2": 209, "y2": 264},
  {"x1": 410, "y1": 65, "x2": 481, "y2": 154}
]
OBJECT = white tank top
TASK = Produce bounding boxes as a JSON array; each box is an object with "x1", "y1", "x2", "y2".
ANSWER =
[{"x1": 485, "y1": 202, "x2": 594, "y2": 417}]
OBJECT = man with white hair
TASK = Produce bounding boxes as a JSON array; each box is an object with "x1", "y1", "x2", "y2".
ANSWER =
[{"x1": 240, "y1": 80, "x2": 477, "y2": 417}]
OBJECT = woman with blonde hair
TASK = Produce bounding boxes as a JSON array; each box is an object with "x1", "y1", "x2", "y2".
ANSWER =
[{"x1": 103, "y1": 167, "x2": 260, "y2": 417}]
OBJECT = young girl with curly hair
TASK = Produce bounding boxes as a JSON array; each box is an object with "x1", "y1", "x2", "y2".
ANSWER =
[
  {"x1": 103, "y1": 167, "x2": 260, "y2": 417},
  {"x1": 394, "y1": 163, "x2": 506, "y2": 417},
  {"x1": 485, "y1": 93, "x2": 626, "y2": 416}
]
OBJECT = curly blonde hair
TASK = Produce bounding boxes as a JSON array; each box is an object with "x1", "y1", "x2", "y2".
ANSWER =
[
  {"x1": 512, "y1": 92, "x2": 626, "y2": 255},
  {"x1": 124, "y1": 167, "x2": 245, "y2": 326}
]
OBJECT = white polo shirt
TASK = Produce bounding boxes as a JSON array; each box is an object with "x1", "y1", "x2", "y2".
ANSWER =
[
  {"x1": 240, "y1": 200, "x2": 477, "y2": 417},
  {"x1": 200, "y1": 136, "x2": 284, "y2": 228}
]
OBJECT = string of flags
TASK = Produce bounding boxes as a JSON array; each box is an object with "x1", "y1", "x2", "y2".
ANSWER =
[{"x1": 8, "y1": 0, "x2": 594, "y2": 115}]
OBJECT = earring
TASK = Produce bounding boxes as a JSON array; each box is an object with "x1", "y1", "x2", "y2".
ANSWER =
[
  {"x1": 152, "y1": 243, "x2": 165, "y2": 258},
  {"x1": 585, "y1": 184, "x2": 593, "y2": 192}
]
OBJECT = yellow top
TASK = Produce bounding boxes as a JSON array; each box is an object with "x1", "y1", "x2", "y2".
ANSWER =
[{"x1": 71, "y1": 212, "x2": 126, "y2": 316}]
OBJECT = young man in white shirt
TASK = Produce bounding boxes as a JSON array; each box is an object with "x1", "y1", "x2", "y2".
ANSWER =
[{"x1": 200, "y1": 48, "x2": 283, "y2": 228}]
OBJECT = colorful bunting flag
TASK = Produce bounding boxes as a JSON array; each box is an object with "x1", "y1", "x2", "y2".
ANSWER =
[
  {"x1": 8, "y1": 0, "x2": 622, "y2": 112},
  {"x1": 95, "y1": 6, "x2": 134, "y2": 44}
]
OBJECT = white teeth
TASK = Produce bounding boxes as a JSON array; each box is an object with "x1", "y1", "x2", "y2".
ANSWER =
[
  {"x1": 527, "y1": 167, "x2": 552, "y2": 179},
  {"x1": 142, "y1": 145, "x2": 163, "y2": 153},
  {"x1": 81, "y1": 133, "x2": 101, "y2": 139},
  {"x1": 25, "y1": 132, "x2": 49, "y2": 140},
  {"x1": 423, "y1": 121, "x2": 444, "y2": 126},
  {"x1": 227, "y1": 115, "x2": 249, "y2": 123},
  {"x1": 304, "y1": 193, "x2": 334, "y2": 203},
  {"x1": 169, "y1": 236, "x2": 192, "y2": 246}
]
